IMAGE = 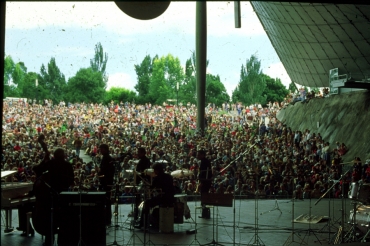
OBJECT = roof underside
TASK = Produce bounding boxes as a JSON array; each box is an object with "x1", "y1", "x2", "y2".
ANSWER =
[{"x1": 250, "y1": 2, "x2": 370, "y2": 88}]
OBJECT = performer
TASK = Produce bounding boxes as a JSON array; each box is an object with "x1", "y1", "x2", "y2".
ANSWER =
[
  {"x1": 32, "y1": 148, "x2": 74, "y2": 246},
  {"x1": 98, "y1": 144, "x2": 115, "y2": 226},
  {"x1": 134, "y1": 147, "x2": 151, "y2": 220},
  {"x1": 135, "y1": 163, "x2": 175, "y2": 228},
  {"x1": 197, "y1": 149, "x2": 212, "y2": 218},
  {"x1": 135, "y1": 147, "x2": 151, "y2": 185}
]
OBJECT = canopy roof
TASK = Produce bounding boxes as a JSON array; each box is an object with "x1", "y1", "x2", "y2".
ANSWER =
[{"x1": 251, "y1": 2, "x2": 370, "y2": 87}]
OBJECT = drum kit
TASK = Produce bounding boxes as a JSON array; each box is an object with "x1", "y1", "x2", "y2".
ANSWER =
[
  {"x1": 347, "y1": 182, "x2": 370, "y2": 241},
  {"x1": 120, "y1": 164, "x2": 194, "y2": 230}
]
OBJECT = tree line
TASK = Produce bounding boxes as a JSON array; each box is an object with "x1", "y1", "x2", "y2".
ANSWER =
[{"x1": 3, "y1": 42, "x2": 289, "y2": 107}]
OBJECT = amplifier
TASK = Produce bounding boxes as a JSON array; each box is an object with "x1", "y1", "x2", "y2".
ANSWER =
[
  {"x1": 59, "y1": 191, "x2": 106, "y2": 205},
  {"x1": 58, "y1": 192, "x2": 106, "y2": 246}
]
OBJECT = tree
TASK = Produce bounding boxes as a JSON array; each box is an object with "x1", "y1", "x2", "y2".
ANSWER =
[
  {"x1": 205, "y1": 74, "x2": 230, "y2": 107},
  {"x1": 179, "y1": 58, "x2": 197, "y2": 105},
  {"x1": 134, "y1": 55, "x2": 155, "y2": 104},
  {"x1": 179, "y1": 51, "x2": 210, "y2": 105},
  {"x1": 3, "y1": 55, "x2": 27, "y2": 98},
  {"x1": 232, "y1": 55, "x2": 267, "y2": 106},
  {"x1": 90, "y1": 42, "x2": 108, "y2": 85},
  {"x1": 21, "y1": 72, "x2": 39, "y2": 100},
  {"x1": 65, "y1": 68, "x2": 105, "y2": 103},
  {"x1": 148, "y1": 54, "x2": 184, "y2": 105},
  {"x1": 262, "y1": 75, "x2": 289, "y2": 105},
  {"x1": 38, "y1": 58, "x2": 67, "y2": 103},
  {"x1": 104, "y1": 87, "x2": 137, "y2": 105},
  {"x1": 12, "y1": 62, "x2": 27, "y2": 96},
  {"x1": 4, "y1": 55, "x2": 15, "y2": 87},
  {"x1": 288, "y1": 81, "x2": 298, "y2": 93}
]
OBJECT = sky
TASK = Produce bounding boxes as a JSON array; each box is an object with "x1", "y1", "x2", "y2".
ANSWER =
[{"x1": 5, "y1": 1, "x2": 291, "y2": 97}]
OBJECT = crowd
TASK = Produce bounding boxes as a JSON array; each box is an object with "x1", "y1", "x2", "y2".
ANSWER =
[{"x1": 2, "y1": 96, "x2": 370, "y2": 203}]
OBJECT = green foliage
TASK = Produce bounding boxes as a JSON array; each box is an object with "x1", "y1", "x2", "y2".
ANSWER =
[
  {"x1": 206, "y1": 74, "x2": 230, "y2": 107},
  {"x1": 232, "y1": 55, "x2": 266, "y2": 105},
  {"x1": 21, "y1": 72, "x2": 39, "y2": 100},
  {"x1": 90, "y1": 42, "x2": 108, "y2": 84},
  {"x1": 262, "y1": 75, "x2": 289, "y2": 105},
  {"x1": 3, "y1": 55, "x2": 27, "y2": 98},
  {"x1": 38, "y1": 58, "x2": 67, "y2": 103},
  {"x1": 148, "y1": 54, "x2": 184, "y2": 105},
  {"x1": 105, "y1": 87, "x2": 137, "y2": 105},
  {"x1": 65, "y1": 68, "x2": 105, "y2": 103},
  {"x1": 4, "y1": 55, "x2": 15, "y2": 86},
  {"x1": 288, "y1": 81, "x2": 297, "y2": 93},
  {"x1": 134, "y1": 55, "x2": 153, "y2": 104},
  {"x1": 179, "y1": 58, "x2": 197, "y2": 105}
]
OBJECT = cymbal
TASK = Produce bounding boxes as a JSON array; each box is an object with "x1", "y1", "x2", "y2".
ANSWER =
[
  {"x1": 144, "y1": 169, "x2": 156, "y2": 177},
  {"x1": 171, "y1": 169, "x2": 193, "y2": 178},
  {"x1": 125, "y1": 170, "x2": 134, "y2": 173}
]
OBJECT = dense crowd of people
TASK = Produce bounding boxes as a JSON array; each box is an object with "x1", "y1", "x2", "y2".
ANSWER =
[{"x1": 2, "y1": 96, "x2": 370, "y2": 204}]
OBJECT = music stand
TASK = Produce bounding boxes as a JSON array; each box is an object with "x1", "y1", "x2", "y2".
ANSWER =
[{"x1": 200, "y1": 193, "x2": 233, "y2": 246}]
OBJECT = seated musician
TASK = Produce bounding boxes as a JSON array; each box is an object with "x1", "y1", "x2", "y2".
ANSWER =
[{"x1": 135, "y1": 163, "x2": 175, "y2": 229}]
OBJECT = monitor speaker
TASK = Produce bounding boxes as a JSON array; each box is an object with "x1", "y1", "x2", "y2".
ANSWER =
[{"x1": 58, "y1": 192, "x2": 106, "y2": 246}]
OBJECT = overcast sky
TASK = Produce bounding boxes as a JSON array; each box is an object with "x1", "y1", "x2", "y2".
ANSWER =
[{"x1": 5, "y1": 1, "x2": 291, "y2": 96}]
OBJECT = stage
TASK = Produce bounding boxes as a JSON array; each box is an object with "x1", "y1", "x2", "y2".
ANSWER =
[{"x1": 1, "y1": 197, "x2": 369, "y2": 246}]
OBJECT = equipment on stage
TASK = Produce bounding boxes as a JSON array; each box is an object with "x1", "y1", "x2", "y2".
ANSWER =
[
  {"x1": 144, "y1": 168, "x2": 156, "y2": 177},
  {"x1": 348, "y1": 182, "x2": 370, "y2": 205},
  {"x1": 137, "y1": 193, "x2": 190, "y2": 228},
  {"x1": 200, "y1": 193, "x2": 233, "y2": 246},
  {"x1": 284, "y1": 198, "x2": 304, "y2": 246},
  {"x1": 171, "y1": 169, "x2": 194, "y2": 178},
  {"x1": 174, "y1": 194, "x2": 191, "y2": 223},
  {"x1": 201, "y1": 193, "x2": 233, "y2": 207},
  {"x1": 1, "y1": 171, "x2": 35, "y2": 233},
  {"x1": 343, "y1": 200, "x2": 370, "y2": 243},
  {"x1": 260, "y1": 194, "x2": 282, "y2": 216},
  {"x1": 58, "y1": 192, "x2": 106, "y2": 246}
]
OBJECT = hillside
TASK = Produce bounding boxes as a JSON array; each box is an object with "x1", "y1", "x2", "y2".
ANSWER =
[{"x1": 277, "y1": 90, "x2": 370, "y2": 163}]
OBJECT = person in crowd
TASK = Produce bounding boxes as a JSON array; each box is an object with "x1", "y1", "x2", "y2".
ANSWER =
[
  {"x1": 293, "y1": 184, "x2": 303, "y2": 200},
  {"x1": 74, "y1": 136, "x2": 82, "y2": 157}
]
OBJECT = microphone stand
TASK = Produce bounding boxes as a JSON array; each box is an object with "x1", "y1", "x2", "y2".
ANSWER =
[
  {"x1": 315, "y1": 169, "x2": 350, "y2": 244},
  {"x1": 108, "y1": 162, "x2": 122, "y2": 246},
  {"x1": 77, "y1": 173, "x2": 86, "y2": 246},
  {"x1": 219, "y1": 143, "x2": 256, "y2": 174},
  {"x1": 316, "y1": 178, "x2": 338, "y2": 243}
]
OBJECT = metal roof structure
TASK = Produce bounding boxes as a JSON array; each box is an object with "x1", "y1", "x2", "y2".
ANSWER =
[{"x1": 250, "y1": 2, "x2": 370, "y2": 88}]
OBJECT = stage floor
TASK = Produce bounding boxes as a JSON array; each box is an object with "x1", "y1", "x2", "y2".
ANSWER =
[{"x1": 2, "y1": 197, "x2": 369, "y2": 246}]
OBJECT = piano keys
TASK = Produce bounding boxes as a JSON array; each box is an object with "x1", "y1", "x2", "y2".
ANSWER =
[{"x1": 1, "y1": 171, "x2": 35, "y2": 233}]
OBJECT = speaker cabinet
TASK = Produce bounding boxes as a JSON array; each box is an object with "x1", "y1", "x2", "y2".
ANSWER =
[{"x1": 58, "y1": 192, "x2": 106, "y2": 246}]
